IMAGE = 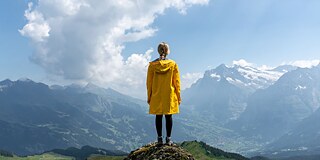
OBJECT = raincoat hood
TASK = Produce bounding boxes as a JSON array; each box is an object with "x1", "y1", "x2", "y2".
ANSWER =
[{"x1": 151, "y1": 59, "x2": 175, "y2": 74}]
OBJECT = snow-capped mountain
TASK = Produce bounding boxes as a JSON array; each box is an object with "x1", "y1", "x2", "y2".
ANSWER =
[
  {"x1": 207, "y1": 64, "x2": 291, "y2": 91},
  {"x1": 183, "y1": 63, "x2": 292, "y2": 124},
  {"x1": 2, "y1": 61, "x2": 320, "y2": 157},
  {"x1": 233, "y1": 64, "x2": 320, "y2": 142},
  {"x1": 232, "y1": 65, "x2": 287, "y2": 90}
]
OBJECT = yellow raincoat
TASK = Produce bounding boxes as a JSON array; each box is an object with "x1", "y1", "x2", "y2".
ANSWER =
[{"x1": 147, "y1": 59, "x2": 181, "y2": 115}]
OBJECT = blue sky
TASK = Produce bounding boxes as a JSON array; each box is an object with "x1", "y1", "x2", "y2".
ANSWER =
[
  {"x1": 124, "y1": 0, "x2": 320, "y2": 72},
  {"x1": 0, "y1": 0, "x2": 319, "y2": 98},
  {"x1": 0, "y1": 0, "x2": 44, "y2": 81}
]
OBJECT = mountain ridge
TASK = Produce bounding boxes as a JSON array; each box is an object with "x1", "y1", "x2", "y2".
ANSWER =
[
  {"x1": 233, "y1": 64, "x2": 320, "y2": 142},
  {"x1": 0, "y1": 141, "x2": 250, "y2": 160},
  {"x1": 1, "y1": 62, "x2": 320, "y2": 157},
  {"x1": 183, "y1": 63, "x2": 290, "y2": 124},
  {"x1": 0, "y1": 79, "x2": 154, "y2": 155}
]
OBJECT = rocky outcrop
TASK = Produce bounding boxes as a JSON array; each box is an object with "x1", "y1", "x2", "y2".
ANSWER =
[{"x1": 124, "y1": 143, "x2": 194, "y2": 160}]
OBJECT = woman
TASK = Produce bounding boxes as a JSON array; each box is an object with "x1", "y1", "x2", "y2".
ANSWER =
[{"x1": 146, "y1": 42, "x2": 181, "y2": 145}]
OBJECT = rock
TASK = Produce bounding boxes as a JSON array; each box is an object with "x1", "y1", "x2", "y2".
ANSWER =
[{"x1": 124, "y1": 142, "x2": 195, "y2": 160}]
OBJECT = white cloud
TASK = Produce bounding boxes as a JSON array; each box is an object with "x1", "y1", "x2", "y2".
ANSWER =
[
  {"x1": 181, "y1": 72, "x2": 203, "y2": 89},
  {"x1": 284, "y1": 60, "x2": 320, "y2": 68},
  {"x1": 232, "y1": 59, "x2": 254, "y2": 67},
  {"x1": 19, "y1": 0, "x2": 209, "y2": 99},
  {"x1": 171, "y1": 0, "x2": 209, "y2": 14},
  {"x1": 19, "y1": 3, "x2": 50, "y2": 42}
]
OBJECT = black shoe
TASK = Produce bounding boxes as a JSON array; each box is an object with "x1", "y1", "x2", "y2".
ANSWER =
[
  {"x1": 157, "y1": 136, "x2": 163, "y2": 145},
  {"x1": 165, "y1": 137, "x2": 173, "y2": 145}
]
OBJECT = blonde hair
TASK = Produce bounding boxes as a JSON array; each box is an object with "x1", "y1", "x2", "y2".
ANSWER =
[{"x1": 158, "y1": 42, "x2": 170, "y2": 59}]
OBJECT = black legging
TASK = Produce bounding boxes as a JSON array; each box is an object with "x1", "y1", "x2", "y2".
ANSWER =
[{"x1": 156, "y1": 115, "x2": 172, "y2": 137}]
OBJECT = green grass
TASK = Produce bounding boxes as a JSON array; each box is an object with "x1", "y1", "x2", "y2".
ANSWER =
[
  {"x1": 0, "y1": 153, "x2": 126, "y2": 160},
  {"x1": 180, "y1": 141, "x2": 239, "y2": 160},
  {"x1": 0, "y1": 153, "x2": 73, "y2": 160}
]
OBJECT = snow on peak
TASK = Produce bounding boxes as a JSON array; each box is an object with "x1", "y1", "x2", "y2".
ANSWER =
[
  {"x1": 210, "y1": 73, "x2": 221, "y2": 81},
  {"x1": 295, "y1": 85, "x2": 307, "y2": 90},
  {"x1": 190, "y1": 60, "x2": 311, "y2": 91},
  {"x1": 226, "y1": 77, "x2": 244, "y2": 86},
  {"x1": 204, "y1": 60, "x2": 290, "y2": 90},
  {"x1": 236, "y1": 65, "x2": 284, "y2": 82},
  {"x1": 231, "y1": 59, "x2": 285, "y2": 82}
]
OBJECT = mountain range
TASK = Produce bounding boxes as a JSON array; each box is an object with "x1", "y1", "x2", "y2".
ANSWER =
[
  {"x1": 0, "y1": 78, "x2": 248, "y2": 155},
  {"x1": 234, "y1": 66, "x2": 320, "y2": 142},
  {"x1": 183, "y1": 64, "x2": 291, "y2": 124},
  {"x1": 0, "y1": 79, "x2": 157, "y2": 155},
  {"x1": 1, "y1": 62, "x2": 320, "y2": 158},
  {"x1": 182, "y1": 63, "x2": 320, "y2": 156}
]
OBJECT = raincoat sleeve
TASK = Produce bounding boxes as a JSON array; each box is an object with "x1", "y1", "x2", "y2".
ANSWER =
[
  {"x1": 173, "y1": 63, "x2": 181, "y2": 105},
  {"x1": 146, "y1": 63, "x2": 153, "y2": 104}
]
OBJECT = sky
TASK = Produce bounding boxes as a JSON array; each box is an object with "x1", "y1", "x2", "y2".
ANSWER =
[{"x1": 0, "y1": 0, "x2": 320, "y2": 99}]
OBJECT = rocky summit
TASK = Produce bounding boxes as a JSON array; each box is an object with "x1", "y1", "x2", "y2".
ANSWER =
[{"x1": 124, "y1": 142, "x2": 194, "y2": 160}]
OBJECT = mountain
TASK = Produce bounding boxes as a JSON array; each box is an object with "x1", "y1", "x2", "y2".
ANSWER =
[
  {"x1": 183, "y1": 64, "x2": 288, "y2": 124},
  {"x1": 264, "y1": 105, "x2": 320, "y2": 157},
  {"x1": 181, "y1": 63, "x2": 320, "y2": 155},
  {"x1": 233, "y1": 65, "x2": 320, "y2": 142},
  {"x1": 2, "y1": 62, "x2": 319, "y2": 157},
  {"x1": 0, "y1": 79, "x2": 158, "y2": 155},
  {"x1": 0, "y1": 78, "x2": 257, "y2": 155},
  {"x1": 271, "y1": 65, "x2": 298, "y2": 73}
]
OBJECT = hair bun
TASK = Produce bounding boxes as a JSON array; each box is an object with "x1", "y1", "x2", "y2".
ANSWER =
[{"x1": 158, "y1": 42, "x2": 170, "y2": 55}]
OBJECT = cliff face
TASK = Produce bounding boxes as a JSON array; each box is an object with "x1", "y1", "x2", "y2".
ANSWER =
[{"x1": 124, "y1": 143, "x2": 194, "y2": 160}]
